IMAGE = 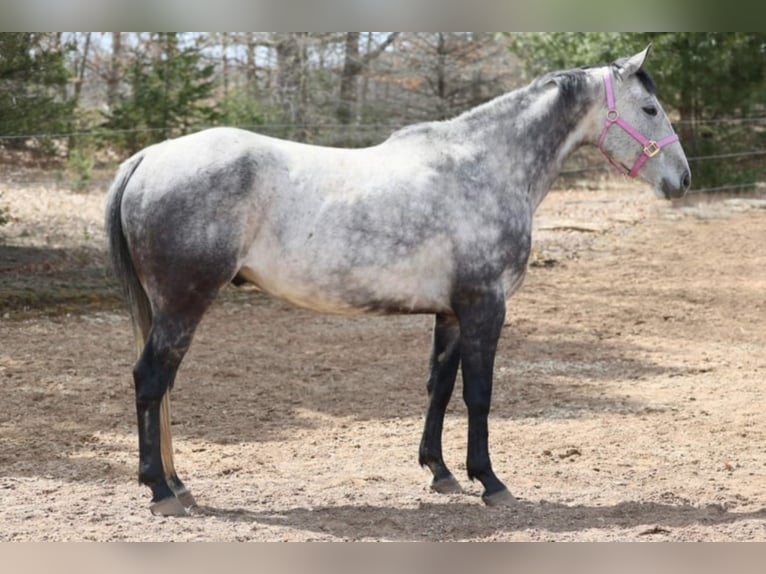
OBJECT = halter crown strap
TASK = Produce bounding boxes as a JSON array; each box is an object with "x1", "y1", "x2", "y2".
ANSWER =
[{"x1": 598, "y1": 67, "x2": 679, "y2": 178}]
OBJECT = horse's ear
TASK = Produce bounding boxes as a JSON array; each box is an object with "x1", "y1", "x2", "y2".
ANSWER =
[{"x1": 614, "y1": 44, "x2": 652, "y2": 78}]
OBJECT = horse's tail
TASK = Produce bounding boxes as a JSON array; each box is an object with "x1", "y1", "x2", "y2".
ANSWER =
[{"x1": 105, "y1": 153, "x2": 151, "y2": 358}]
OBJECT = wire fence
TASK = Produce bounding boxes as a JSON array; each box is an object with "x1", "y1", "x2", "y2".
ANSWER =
[
  {"x1": 1, "y1": 113, "x2": 765, "y2": 141},
  {"x1": 674, "y1": 116, "x2": 766, "y2": 125},
  {"x1": 1, "y1": 116, "x2": 764, "y2": 196}
]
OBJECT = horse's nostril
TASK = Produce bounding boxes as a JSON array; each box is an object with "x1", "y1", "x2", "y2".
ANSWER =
[{"x1": 681, "y1": 170, "x2": 691, "y2": 190}]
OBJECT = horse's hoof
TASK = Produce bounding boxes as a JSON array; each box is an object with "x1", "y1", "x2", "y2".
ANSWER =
[
  {"x1": 174, "y1": 487, "x2": 198, "y2": 509},
  {"x1": 431, "y1": 475, "x2": 464, "y2": 494},
  {"x1": 150, "y1": 496, "x2": 190, "y2": 517},
  {"x1": 482, "y1": 488, "x2": 516, "y2": 507}
]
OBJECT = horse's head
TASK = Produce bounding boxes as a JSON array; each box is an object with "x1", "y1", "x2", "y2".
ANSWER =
[{"x1": 596, "y1": 45, "x2": 691, "y2": 199}]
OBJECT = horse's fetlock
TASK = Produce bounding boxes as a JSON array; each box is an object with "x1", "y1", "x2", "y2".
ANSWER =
[
  {"x1": 138, "y1": 464, "x2": 160, "y2": 487},
  {"x1": 466, "y1": 467, "x2": 488, "y2": 484},
  {"x1": 418, "y1": 449, "x2": 438, "y2": 468}
]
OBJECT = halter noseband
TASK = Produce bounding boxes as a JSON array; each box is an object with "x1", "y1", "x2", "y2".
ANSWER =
[{"x1": 597, "y1": 67, "x2": 679, "y2": 178}]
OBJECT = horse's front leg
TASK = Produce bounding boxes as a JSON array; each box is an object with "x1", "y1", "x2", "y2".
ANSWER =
[
  {"x1": 453, "y1": 286, "x2": 515, "y2": 506},
  {"x1": 419, "y1": 313, "x2": 463, "y2": 494}
]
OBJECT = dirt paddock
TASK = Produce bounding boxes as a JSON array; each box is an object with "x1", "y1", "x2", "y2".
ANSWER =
[{"x1": 1, "y1": 177, "x2": 765, "y2": 541}]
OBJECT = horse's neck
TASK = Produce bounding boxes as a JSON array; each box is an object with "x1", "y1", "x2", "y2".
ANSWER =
[{"x1": 457, "y1": 73, "x2": 600, "y2": 210}]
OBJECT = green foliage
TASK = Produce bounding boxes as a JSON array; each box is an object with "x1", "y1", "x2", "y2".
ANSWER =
[
  {"x1": 508, "y1": 33, "x2": 766, "y2": 191},
  {"x1": 105, "y1": 33, "x2": 220, "y2": 154},
  {"x1": 0, "y1": 33, "x2": 75, "y2": 151},
  {"x1": 67, "y1": 145, "x2": 95, "y2": 191},
  {"x1": 508, "y1": 32, "x2": 635, "y2": 76},
  {"x1": 218, "y1": 88, "x2": 274, "y2": 128}
]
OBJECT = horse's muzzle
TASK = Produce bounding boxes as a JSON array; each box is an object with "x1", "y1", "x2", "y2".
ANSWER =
[{"x1": 661, "y1": 169, "x2": 691, "y2": 199}]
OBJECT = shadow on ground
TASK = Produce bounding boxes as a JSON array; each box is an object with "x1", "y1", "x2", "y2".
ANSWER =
[
  {"x1": 196, "y1": 498, "x2": 766, "y2": 540},
  {"x1": 0, "y1": 244, "x2": 118, "y2": 316}
]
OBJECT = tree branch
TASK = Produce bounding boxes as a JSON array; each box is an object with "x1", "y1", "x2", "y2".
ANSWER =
[{"x1": 361, "y1": 33, "x2": 400, "y2": 66}]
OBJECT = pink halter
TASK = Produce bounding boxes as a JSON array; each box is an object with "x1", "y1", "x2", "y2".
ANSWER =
[{"x1": 597, "y1": 67, "x2": 679, "y2": 178}]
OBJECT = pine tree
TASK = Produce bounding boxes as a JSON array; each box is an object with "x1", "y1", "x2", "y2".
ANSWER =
[
  {"x1": 0, "y1": 33, "x2": 74, "y2": 151},
  {"x1": 106, "y1": 33, "x2": 220, "y2": 154}
]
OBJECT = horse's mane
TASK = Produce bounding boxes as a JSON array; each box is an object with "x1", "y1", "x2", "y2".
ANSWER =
[
  {"x1": 531, "y1": 69, "x2": 591, "y2": 108},
  {"x1": 634, "y1": 68, "x2": 657, "y2": 95}
]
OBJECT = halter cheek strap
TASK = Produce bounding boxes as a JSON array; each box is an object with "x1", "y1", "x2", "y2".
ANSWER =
[{"x1": 598, "y1": 67, "x2": 679, "y2": 178}]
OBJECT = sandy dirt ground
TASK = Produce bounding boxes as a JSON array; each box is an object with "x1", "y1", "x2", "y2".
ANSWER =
[{"x1": 1, "y1": 176, "x2": 766, "y2": 541}]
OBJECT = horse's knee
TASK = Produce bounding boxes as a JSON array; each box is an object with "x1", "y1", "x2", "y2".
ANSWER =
[{"x1": 463, "y1": 381, "x2": 491, "y2": 415}]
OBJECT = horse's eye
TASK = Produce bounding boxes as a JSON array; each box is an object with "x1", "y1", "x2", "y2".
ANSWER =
[{"x1": 642, "y1": 106, "x2": 658, "y2": 117}]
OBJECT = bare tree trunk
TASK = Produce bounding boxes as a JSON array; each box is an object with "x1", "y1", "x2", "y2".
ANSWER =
[
  {"x1": 360, "y1": 32, "x2": 373, "y2": 122},
  {"x1": 435, "y1": 33, "x2": 448, "y2": 120},
  {"x1": 73, "y1": 32, "x2": 91, "y2": 104},
  {"x1": 337, "y1": 32, "x2": 361, "y2": 124},
  {"x1": 276, "y1": 33, "x2": 308, "y2": 140},
  {"x1": 246, "y1": 32, "x2": 257, "y2": 97},
  {"x1": 221, "y1": 32, "x2": 230, "y2": 96},
  {"x1": 337, "y1": 32, "x2": 399, "y2": 124},
  {"x1": 66, "y1": 33, "x2": 92, "y2": 156},
  {"x1": 107, "y1": 32, "x2": 122, "y2": 107},
  {"x1": 51, "y1": 33, "x2": 68, "y2": 103},
  {"x1": 160, "y1": 33, "x2": 176, "y2": 140}
]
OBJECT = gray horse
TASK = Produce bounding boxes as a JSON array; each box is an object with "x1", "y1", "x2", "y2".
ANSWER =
[{"x1": 105, "y1": 46, "x2": 690, "y2": 515}]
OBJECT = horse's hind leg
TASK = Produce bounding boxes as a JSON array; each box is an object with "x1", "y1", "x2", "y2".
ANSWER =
[
  {"x1": 133, "y1": 310, "x2": 205, "y2": 516},
  {"x1": 419, "y1": 313, "x2": 463, "y2": 494}
]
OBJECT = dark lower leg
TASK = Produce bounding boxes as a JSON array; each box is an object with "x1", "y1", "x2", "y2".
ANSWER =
[
  {"x1": 455, "y1": 288, "x2": 513, "y2": 504},
  {"x1": 419, "y1": 315, "x2": 461, "y2": 490},
  {"x1": 465, "y1": 399, "x2": 506, "y2": 497},
  {"x1": 136, "y1": 395, "x2": 176, "y2": 503},
  {"x1": 134, "y1": 323, "x2": 193, "y2": 513}
]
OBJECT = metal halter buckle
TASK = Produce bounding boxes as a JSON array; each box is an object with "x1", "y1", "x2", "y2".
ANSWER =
[{"x1": 643, "y1": 140, "x2": 661, "y2": 158}]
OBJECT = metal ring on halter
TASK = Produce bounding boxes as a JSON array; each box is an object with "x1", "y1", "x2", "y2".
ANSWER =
[{"x1": 606, "y1": 110, "x2": 618, "y2": 122}]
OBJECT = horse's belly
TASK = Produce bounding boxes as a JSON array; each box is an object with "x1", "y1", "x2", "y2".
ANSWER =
[
  {"x1": 238, "y1": 262, "x2": 451, "y2": 315},
  {"x1": 236, "y1": 263, "x2": 365, "y2": 314},
  {"x1": 239, "y1": 236, "x2": 455, "y2": 316}
]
